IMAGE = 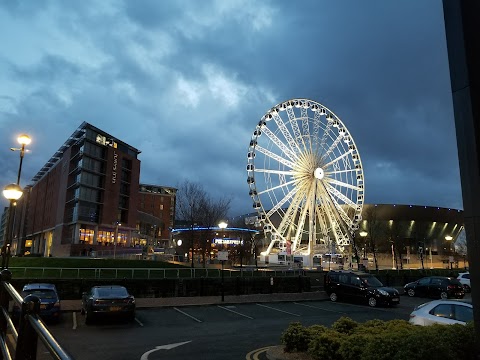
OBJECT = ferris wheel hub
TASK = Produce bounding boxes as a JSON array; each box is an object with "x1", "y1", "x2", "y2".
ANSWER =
[{"x1": 314, "y1": 167, "x2": 324, "y2": 180}]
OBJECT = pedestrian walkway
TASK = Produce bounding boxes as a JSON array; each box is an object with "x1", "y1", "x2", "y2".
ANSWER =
[{"x1": 61, "y1": 291, "x2": 330, "y2": 311}]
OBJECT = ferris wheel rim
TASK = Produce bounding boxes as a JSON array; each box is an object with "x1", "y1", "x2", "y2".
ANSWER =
[{"x1": 247, "y1": 98, "x2": 364, "y2": 255}]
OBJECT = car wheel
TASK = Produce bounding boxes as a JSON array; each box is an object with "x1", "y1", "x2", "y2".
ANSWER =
[
  {"x1": 407, "y1": 289, "x2": 415, "y2": 297},
  {"x1": 85, "y1": 310, "x2": 94, "y2": 325},
  {"x1": 440, "y1": 291, "x2": 448, "y2": 299},
  {"x1": 368, "y1": 297, "x2": 377, "y2": 307},
  {"x1": 330, "y1": 292, "x2": 338, "y2": 302},
  {"x1": 127, "y1": 311, "x2": 136, "y2": 322}
]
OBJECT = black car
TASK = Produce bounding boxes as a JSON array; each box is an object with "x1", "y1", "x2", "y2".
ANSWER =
[
  {"x1": 404, "y1": 276, "x2": 465, "y2": 299},
  {"x1": 13, "y1": 283, "x2": 61, "y2": 323},
  {"x1": 81, "y1": 285, "x2": 135, "y2": 324},
  {"x1": 324, "y1": 270, "x2": 400, "y2": 307}
]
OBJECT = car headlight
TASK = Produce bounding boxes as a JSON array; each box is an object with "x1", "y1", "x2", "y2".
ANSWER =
[{"x1": 378, "y1": 289, "x2": 388, "y2": 296}]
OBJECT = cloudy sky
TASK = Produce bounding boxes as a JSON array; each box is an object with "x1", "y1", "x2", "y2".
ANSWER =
[{"x1": 0, "y1": 0, "x2": 462, "y2": 217}]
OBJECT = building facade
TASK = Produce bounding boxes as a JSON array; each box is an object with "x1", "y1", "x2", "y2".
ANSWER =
[{"x1": 8, "y1": 122, "x2": 175, "y2": 257}]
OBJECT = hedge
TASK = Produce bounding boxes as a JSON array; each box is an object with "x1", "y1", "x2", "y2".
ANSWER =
[{"x1": 281, "y1": 317, "x2": 475, "y2": 360}]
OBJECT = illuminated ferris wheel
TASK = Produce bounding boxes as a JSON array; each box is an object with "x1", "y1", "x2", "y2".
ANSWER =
[{"x1": 246, "y1": 98, "x2": 364, "y2": 258}]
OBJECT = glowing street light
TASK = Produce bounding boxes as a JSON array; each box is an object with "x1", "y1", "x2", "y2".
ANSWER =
[{"x1": 2, "y1": 133, "x2": 31, "y2": 268}]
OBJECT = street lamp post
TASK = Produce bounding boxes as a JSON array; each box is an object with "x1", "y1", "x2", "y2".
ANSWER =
[
  {"x1": 445, "y1": 235, "x2": 453, "y2": 269},
  {"x1": 218, "y1": 221, "x2": 228, "y2": 302},
  {"x1": 359, "y1": 231, "x2": 368, "y2": 270},
  {"x1": 2, "y1": 134, "x2": 30, "y2": 268},
  {"x1": 2, "y1": 184, "x2": 23, "y2": 269},
  {"x1": 113, "y1": 222, "x2": 121, "y2": 259}
]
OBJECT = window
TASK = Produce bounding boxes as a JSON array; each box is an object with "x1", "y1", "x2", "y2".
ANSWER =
[
  {"x1": 454, "y1": 305, "x2": 473, "y2": 323},
  {"x1": 418, "y1": 278, "x2": 431, "y2": 286},
  {"x1": 351, "y1": 277, "x2": 361, "y2": 286},
  {"x1": 79, "y1": 228, "x2": 95, "y2": 244},
  {"x1": 430, "y1": 304, "x2": 453, "y2": 319}
]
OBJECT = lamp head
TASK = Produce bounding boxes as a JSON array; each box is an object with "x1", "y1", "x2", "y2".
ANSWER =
[
  {"x1": 17, "y1": 134, "x2": 31, "y2": 146},
  {"x1": 3, "y1": 183, "x2": 23, "y2": 200},
  {"x1": 218, "y1": 221, "x2": 228, "y2": 229},
  {"x1": 359, "y1": 231, "x2": 368, "y2": 237}
]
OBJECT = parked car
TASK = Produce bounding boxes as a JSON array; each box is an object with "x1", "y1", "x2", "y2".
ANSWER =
[
  {"x1": 404, "y1": 276, "x2": 464, "y2": 299},
  {"x1": 409, "y1": 299, "x2": 473, "y2": 326},
  {"x1": 457, "y1": 272, "x2": 471, "y2": 292},
  {"x1": 13, "y1": 283, "x2": 61, "y2": 323},
  {"x1": 324, "y1": 270, "x2": 400, "y2": 307},
  {"x1": 81, "y1": 285, "x2": 135, "y2": 324}
]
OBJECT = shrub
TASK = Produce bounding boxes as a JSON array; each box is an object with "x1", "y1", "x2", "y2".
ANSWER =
[
  {"x1": 281, "y1": 318, "x2": 476, "y2": 360},
  {"x1": 281, "y1": 322, "x2": 329, "y2": 353},
  {"x1": 308, "y1": 330, "x2": 344, "y2": 360},
  {"x1": 331, "y1": 316, "x2": 358, "y2": 335}
]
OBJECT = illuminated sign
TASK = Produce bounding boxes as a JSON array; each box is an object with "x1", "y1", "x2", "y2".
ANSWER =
[
  {"x1": 112, "y1": 151, "x2": 118, "y2": 184},
  {"x1": 214, "y1": 238, "x2": 243, "y2": 245}
]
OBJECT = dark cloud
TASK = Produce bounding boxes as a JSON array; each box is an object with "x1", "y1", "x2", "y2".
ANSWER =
[{"x1": 0, "y1": 0, "x2": 463, "y2": 216}]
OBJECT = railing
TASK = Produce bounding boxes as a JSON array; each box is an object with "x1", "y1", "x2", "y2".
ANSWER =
[
  {"x1": 8, "y1": 267, "x2": 305, "y2": 280},
  {"x1": 0, "y1": 269, "x2": 73, "y2": 360}
]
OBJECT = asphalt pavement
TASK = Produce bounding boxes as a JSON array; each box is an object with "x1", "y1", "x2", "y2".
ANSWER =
[{"x1": 61, "y1": 291, "x2": 331, "y2": 311}]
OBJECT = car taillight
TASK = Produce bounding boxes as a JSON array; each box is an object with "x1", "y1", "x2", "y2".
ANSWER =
[
  {"x1": 409, "y1": 314, "x2": 416, "y2": 319},
  {"x1": 447, "y1": 285, "x2": 455, "y2": 290}
]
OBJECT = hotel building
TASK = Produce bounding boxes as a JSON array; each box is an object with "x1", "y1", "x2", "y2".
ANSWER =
[{"x1": 6, "y1": 122, "x2": 175, "y2": 257}]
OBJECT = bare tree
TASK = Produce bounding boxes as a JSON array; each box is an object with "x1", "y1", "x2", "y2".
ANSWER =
[
  {"x1": 176, "y1": 180, "x2": 231, "y2": 268},
  {"x1": 175, "y1": 181, "x2": 207, "y2": 268},
  {"x1": 363, "y1": 206, "x2": 380, "y2": 271},
  {"x1": 198, "y1": 195, "x2": 231, "y2": 267}
]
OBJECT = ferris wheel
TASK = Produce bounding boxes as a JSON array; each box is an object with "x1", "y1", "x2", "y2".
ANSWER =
[{"x1": 246, "y1": 98, "x2": 364, "y2": 259}]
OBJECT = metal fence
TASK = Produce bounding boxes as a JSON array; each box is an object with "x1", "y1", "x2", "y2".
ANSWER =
[
  {"x1": 8, "y1": 267, "x2": 305, "y2": 280},
  {"x1": 0, "y1": 269, "x2": 73, "y2": 360}
]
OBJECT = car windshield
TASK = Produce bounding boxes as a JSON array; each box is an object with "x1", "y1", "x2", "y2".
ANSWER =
[
  {"x1": 24, "y1": 289, "x2": 57, "y2": 299},
  {"x1": 96, "y1": 287, "x2": 128, "y2": 297},
  {"x1": 360, "y1": 276, "x2": 383, "y2": 287}
]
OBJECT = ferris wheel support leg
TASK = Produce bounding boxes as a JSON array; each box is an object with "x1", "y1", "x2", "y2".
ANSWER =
[{"x1": 262, "y1": 238, "x2": 279, "y2": 256}]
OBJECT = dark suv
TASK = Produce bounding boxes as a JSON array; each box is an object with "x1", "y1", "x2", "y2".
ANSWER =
[{"x1": 325, "y1": 270, "x2": 400, "y2": 307}]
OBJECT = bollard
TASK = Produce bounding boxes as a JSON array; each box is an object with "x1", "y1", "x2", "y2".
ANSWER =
[{"x1": 16, "y1": 294, "x2": 41, "y2": 360}]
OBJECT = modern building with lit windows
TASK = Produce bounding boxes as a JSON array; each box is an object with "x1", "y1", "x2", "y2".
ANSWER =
[
  {"x1": 8, "y1": 122, "x2": 176, "y2": 257},
  {"x1": 236, "y1": 204, "x2": 465, "y2": 269}
]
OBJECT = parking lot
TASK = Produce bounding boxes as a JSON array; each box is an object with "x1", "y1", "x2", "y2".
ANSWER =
[{"x1": 37, "y1": 294, "x2": 458, "y2": 360}]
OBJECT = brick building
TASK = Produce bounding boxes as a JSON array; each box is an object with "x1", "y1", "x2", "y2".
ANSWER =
[{"x1": 7, "y1": 122, "x2": 176, "y2": 257}]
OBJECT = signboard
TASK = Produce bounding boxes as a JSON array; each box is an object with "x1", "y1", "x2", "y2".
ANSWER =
[{"x1": 218, "y1": 251, "x2": 229, "y2": 261}]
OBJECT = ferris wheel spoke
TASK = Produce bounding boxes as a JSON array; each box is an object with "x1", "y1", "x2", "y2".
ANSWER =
[
  {"x1": 325, "y1": 178, "x2": 361, "y2": 191},
  {"x1": 257, "y1": 178, "x2": 297, "y2": 196},
  {"x1": 301, "y1": 108, "x2": 311, "y2": 152},
  {"x1": 321, "y1": 137, "x2": 349, "y2": 166},
  {"x1": 272, "y1": 112, "x2": 303, "y2": 155},
  {"x1": 323, "y1": 152, "x2": 349, "y2": 169},
  {"x1": 324, "y1": 168, "x2": 359, "y2": 176},
  {"x1": 255, "y1": 168, "x2": 294, "y2": 176},
  {"x1": 254, "y1": 145, "x2": 295, "y2": 168},
  {"x1": 277, "y1": 188, "x2": 307, "y2": 237},
  {"x1": 312, "y1": 109, "x2": 323, "y2": 150},
  {"x1": 261, "y1": 126, "x2": 299, "y2": 161},
  {"x1": 318, "y1": 184, "x2": 352, "y2": 241},
  {"x1": 292, "y1": 198, "x2": 310, "y2": 251},
  {"x1": 266, "y1": 187, "x2": 298, "y2": 218},
  {"x1": 324, "y1": 183, "x2": 357, "y2": 208},
  {"x1": 286, "y1": 106, "x2": 307, "y2": 153}
]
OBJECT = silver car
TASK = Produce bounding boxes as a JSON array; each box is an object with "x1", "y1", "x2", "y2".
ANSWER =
[
  {"x1": 457, "y1": 272, "x2": 471, "y2": 292},
  {"x1": 409, "y1": 299, "x2": 472, "y2": 326}
]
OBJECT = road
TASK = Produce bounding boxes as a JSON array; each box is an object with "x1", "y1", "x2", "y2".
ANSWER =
[{"x1": 39, "y1": 294, "x2": 469, "y2": 360}]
